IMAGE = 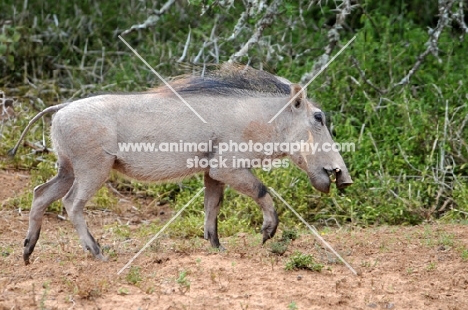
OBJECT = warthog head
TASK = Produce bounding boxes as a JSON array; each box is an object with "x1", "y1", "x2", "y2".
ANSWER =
[{"x1": 283, "y1": 85, "x2": 353, "y2": 193}]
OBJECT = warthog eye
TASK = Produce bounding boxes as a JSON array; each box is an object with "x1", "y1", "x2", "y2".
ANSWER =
[{"x1": 314, "y1": 112, "x2": 323, "y2": 125}]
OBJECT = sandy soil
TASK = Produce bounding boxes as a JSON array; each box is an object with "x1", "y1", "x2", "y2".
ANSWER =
[{"x1": 1, "y1": 169, "x2": 467, "y2": 310}]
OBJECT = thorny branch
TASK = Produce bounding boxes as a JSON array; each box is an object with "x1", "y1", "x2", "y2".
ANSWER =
[
  {"x1": 228, "y1": 2, "x2": 252, "y2": 41},
  {"x1": 452, "y1": 0, "x2": 468, "y2": 39},
  {"x1": 394, "y1": 0, "x2": 455, "y2": 87},
  {"x1": 120, "y1": 0, "x2": 176, "y2": 36},
  {"x1": 300, "y1": 0, "x2": 358, "y2": 84},
  {"x1": 177, "y1": 27, "x2": 192, "y2": 63},
  {"x1": 350, "y1": 0, "x2": 461, "y2": 93},
  {"x1": 351, "y1": 56, "x2": 386, "y2": 94},
  {"x1": 193, "y1": 19, "x2": 220, "y2": 64},
  {"x1": 229, "y1": 0, "x2": 281, "y2": 63}
]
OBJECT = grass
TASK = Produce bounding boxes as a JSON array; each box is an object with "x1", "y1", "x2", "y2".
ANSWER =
[
  {"x1": 461, "y1": 248, "x2": 468, "y2": 261},
  {"x1": 117, "y1": 287, "x2": 129, "y2": 295},
  {"x1": 270, "y1": 239, "x2": 291, "y2": 256},
  {"x1": 176, "y1": 269, "x2": 191, "y2": 293},
  {"x1": 285, "y1": 251, "x2": 324, "y2": 272},
  {"x1": 426, "y1": 262, "x2": 437, "y2": 271},
  {"x1": 105, "y1": 223, "x2": 131, "y2": 241},
  {"x1": 287, "y1": 301, "x2": 298, "y2": 310},
  {"x1": 126, "y1": 266, "x2": 142, "y2": 285},
  {"x1": 269, "y1": 229, "x2": 299, "y2": 255},
  {"x1": 39, "y1": 281, "x2": 50, "y2": 310}
]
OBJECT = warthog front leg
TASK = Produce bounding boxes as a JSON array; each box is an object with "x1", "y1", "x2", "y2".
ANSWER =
[
  {"x1": 208, "y1": 168, "x2": 278, "y2": 244},
  {"x1": 24, "y1": 162, "x2": 74, "y2": 265},
  {"x1": 203, "y1": 172, "x2": 225, "y2": 249}
]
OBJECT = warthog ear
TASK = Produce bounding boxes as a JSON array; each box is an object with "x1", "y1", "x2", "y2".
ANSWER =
[{"x1": 290, "y1": 84, "x2": 307, "y2": 110}]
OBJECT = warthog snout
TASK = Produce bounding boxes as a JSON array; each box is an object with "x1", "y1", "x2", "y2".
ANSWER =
[{"x1": 324, "y1": 166, "x2": 353, "y2": 190}]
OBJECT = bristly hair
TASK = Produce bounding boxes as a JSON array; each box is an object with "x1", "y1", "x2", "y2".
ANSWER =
[{"x1": 151, "y1": 63, "x2": 291, "y2": 96}]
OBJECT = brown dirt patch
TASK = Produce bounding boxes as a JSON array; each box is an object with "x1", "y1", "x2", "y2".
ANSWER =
[
  {"x1": 0, "y1": 169, "x2": 30, "y2": 202},
  {"x1": 0, "y1": 170, "x2": 467, "y2": 309}
]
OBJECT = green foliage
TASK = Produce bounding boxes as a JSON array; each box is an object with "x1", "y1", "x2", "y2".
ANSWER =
[
  {"x1": 117, "y1": 287, "x2": 129, "y2": 295},
  {"x1": 0, "y1": 245, "x2": 13, "y2": 257},
  {"x1": 287, "y1": 301, "x2": 298, "y2": 310},
  {"x1": 285, "y1": 251, "x2": 323, "y2": 272},
  {"x1": 269, "y1": 238, "x2": 290, "y2": 256},
  {"x1": 269, "y1": 229, "x2": 299, "y2": 255},
  {"x1": 125, "y1": 266, "x2": 142, "y2": 285},
  {"x1": 90, "y1": 187, "x2": 118, "y2": 210},
  {"x1": 105, "y1": 223, "x2": 131, "y2": 241},
  {"x1": 176, "y1": 269, "x2": 191, "y2": 294},
  {"x1": 0, "y1": 25, "x2": 21, "y2": 69},
  {"x1": 281, "y1": 229, "x2": 299, "y2": 241},
  {"x1": 461, "y1": 248, "x2": 468, "y2": 261}
]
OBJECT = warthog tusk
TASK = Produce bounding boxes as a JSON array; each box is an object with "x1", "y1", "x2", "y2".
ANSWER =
[{"x1": 335, "y1": 168, "x2": 341, "y2": 173}]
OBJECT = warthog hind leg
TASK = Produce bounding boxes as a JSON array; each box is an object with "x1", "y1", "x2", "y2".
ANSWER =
[
  {"x1": 23, "y1": 160, "x2": 74, "y2": 265},
  {"x1": 203, "y1": 172, "x2": 225, "y2": 249},
  {"x1": 62, "y1": 155, "x2": 114, "y2": 261},
  {"x1": 209, "y1": 168, "x2": 278, "y2": 244}
]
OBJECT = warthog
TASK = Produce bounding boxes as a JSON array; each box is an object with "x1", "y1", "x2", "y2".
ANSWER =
[{"x1": 10, "y1": 64, "x2": 352, "y2": 265}]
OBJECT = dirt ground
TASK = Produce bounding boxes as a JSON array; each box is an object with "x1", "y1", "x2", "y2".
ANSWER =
[{"x1": 1, "y1": 169, "x2": 467, "y2": 310}]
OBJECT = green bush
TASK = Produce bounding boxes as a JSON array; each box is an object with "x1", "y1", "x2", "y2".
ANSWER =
[{"x1": 285, "y1": 251, "x2": 323, "y2": 272}]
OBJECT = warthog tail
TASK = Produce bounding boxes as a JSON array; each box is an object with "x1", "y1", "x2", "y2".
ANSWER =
[{"x1": 8, "y1": 102, "x2": 71, "y2": 157}]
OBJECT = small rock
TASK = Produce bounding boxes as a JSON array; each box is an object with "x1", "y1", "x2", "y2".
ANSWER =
[
  {"x1": 367, "y1": 303, "x2": 377, "y2": 308},
  {"x1": 297, "y1": 275, "x2": 302, "y2": 280}
]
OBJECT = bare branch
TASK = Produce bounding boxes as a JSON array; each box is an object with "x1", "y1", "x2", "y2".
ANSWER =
[
  {"x1": 201, "y1": 0, "x2": 235, "y2": 16},
  {"x1": 120, "y1": 0, "x2": 176, "y2": 36},
  {"x1": 193, "y1": 19, "x2": 220, "y2": 64},
  {"x1": 351, "y1": 56, "x2": 386, "y2": 94},
  {"x1": 453, "y1": 0, "x2": 468, "y2": 39},
  {"x1": 228, "y1": 2, "x2": 251, "y2": 41},
  {"x1": 394, "y1": 0, "x2": 455, "y2": 87},
  {"x1": 300, "y1": 0, "x2": 358, "y2": 84},
  {"x1": 228, "y1": 0, "x2": 281, "y2": 63},
  {"x1": 177, "y1": 27, "x2": 191, "y2": 63}
]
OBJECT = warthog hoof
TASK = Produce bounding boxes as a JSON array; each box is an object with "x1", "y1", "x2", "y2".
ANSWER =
[{"x1": 261, "y1": 223, "x2": 278, "y2": 244}]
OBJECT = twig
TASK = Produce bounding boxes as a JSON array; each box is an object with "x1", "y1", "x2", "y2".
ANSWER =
[
  {"x1": 351, "y1": 56, "x2": 386, "y2": 94},
  {"x1": 229, "y1": 0, "x2": 281, "y2": 63},
  {"x1": 394, "y1": 0, "x2": 455, "y2": 87},
  {"x1": 177, "y1": 27, "x2": 192, "y2": 63},
  {"x1": 120, "y1": 0, "x2": 176, "y2": 36},
  {"x1": 453, "y1": 0, "x2": 468, "y2": 39},
  {"x1": 452, "y1": 208, "x2": 468, "y2": 216},
  {"x1": 300, "y1": 0, "x2": 358, "y2": 84},
  {"x1": 106, "y1": 182, "x2": 125, "y2": 198},
  {"x1": 228, "y1": 2, "x2": 251, "y2": 41},
  {"x1": 397, "y1": 143, "x2": 422, "y2": 173},
  {"x1": 193, "y1": 19, "x2": 220, "y2": 64}
]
